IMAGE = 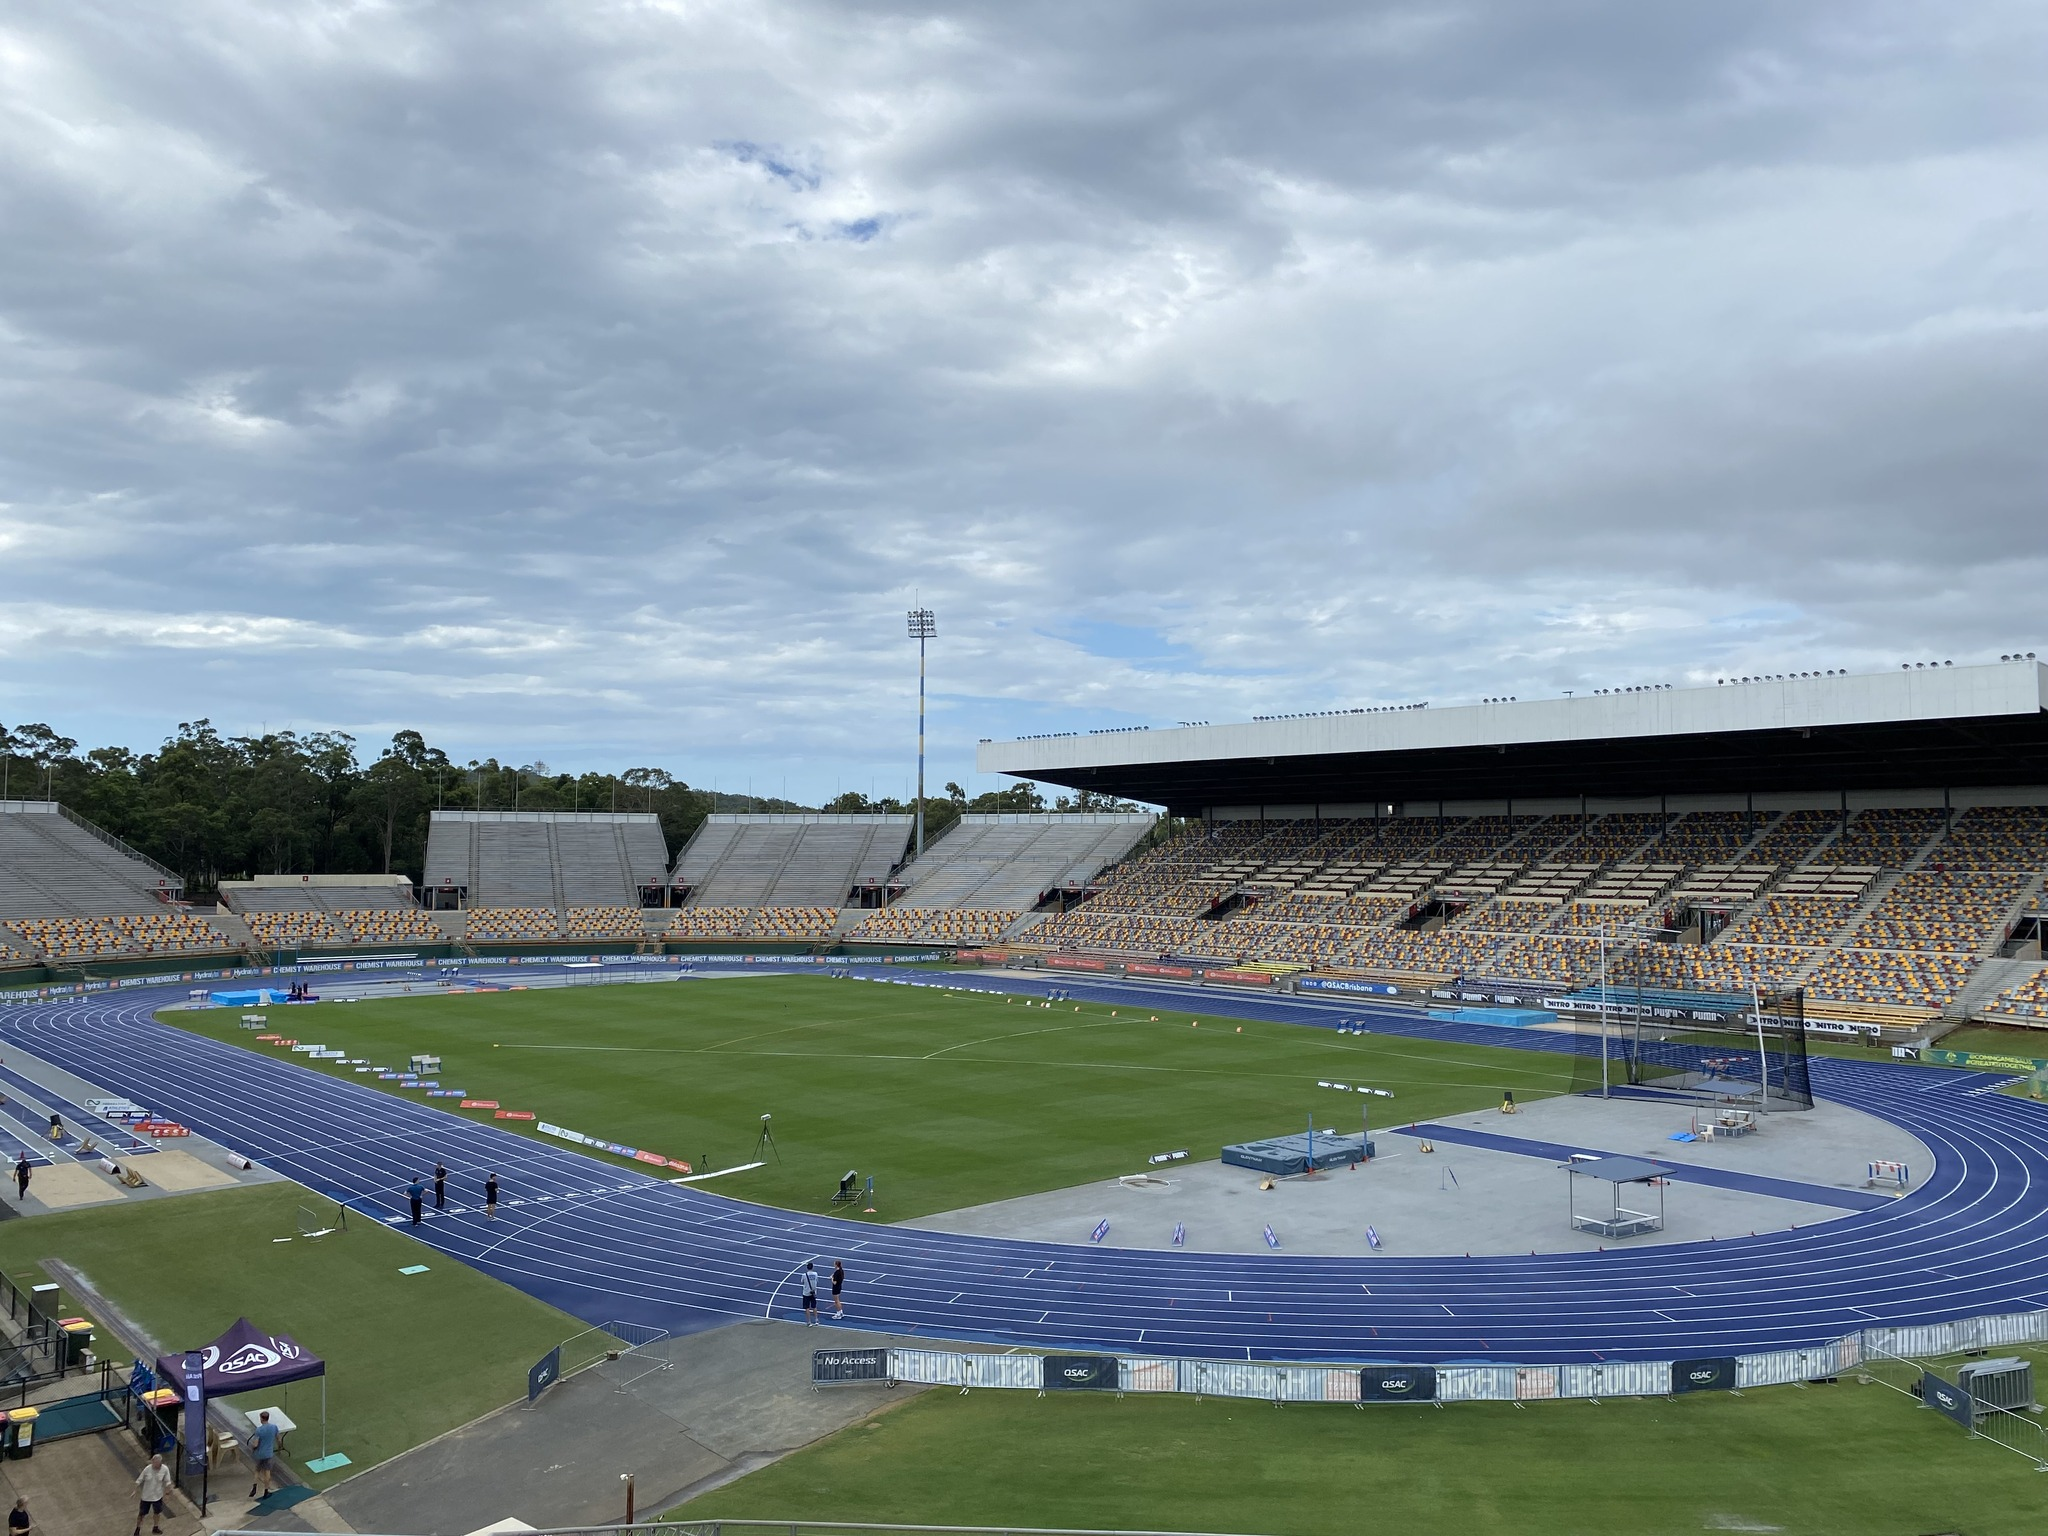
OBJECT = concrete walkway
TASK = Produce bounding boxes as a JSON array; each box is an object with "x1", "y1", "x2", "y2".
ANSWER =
[{"x1": 322, "y1": 1321, "x2": 933, "y2": 1535}]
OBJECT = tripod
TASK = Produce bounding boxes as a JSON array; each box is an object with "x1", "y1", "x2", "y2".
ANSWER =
[{"x1": 754, "y1": 1116, "x2": 781, "y2": 1164}]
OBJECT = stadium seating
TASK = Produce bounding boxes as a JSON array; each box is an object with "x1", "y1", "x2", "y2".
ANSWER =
[
  {"x1": 335, "y1": 908, "x2": 444, "y2": 943},
  {"x1": 1816, "y1": 807, "x2": 1948, "y2": 867},
  {"x1": 673, "y1": 815, "x2": 911, "y2": 907},
  {"x1": 464, "y1": 907, "x2": 561, "y2": 941},
  {"x1": 844, "y1": 907, "x2": 1019, "y2": 944},
  {"x1": 4, "y1": 911, "x2": 230, "y2": 961},
  {"x1": 424, "y1": 811, "x2": 667, "y2": 908},
  {"x1": 566, "y1": 906, "x2": 647, "y2": 939},
  {"x1": 0, "y1": 802, "x2": 182, "y2": 917},
  {"x1": 887, "y1": 814, "x2": 1154, "y2": 911},
  {"x1": 1985, "y1": 969, "x2": 2048, "y2": 1023},
  {"x1": 243, "y1": 910, "x2": 342, "y2": 947},
  {"x1": 663, "y1": 905, "x2": 840, "y2": 941},
  {"x1": 1747, "y1": 810, "x2": 1841, "y2": 864}
]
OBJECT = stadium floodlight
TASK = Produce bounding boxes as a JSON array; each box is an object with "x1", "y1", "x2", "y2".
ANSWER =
[{"x1": 908, "y1": 608, "x2": 937, "y2": 856}]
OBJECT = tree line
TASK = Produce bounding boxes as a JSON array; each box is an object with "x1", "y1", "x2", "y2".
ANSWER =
[{"x1": 0, "y1": 720, "x2": 1132, "y2": 896}]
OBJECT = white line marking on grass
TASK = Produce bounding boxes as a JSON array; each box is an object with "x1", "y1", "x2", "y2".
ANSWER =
[{"x1": 921, "y1": 1021, "x2": 1113, "y2": 1060}]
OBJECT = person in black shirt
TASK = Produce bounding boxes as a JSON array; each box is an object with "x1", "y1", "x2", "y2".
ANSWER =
[
  {"x1": 434, "y1": 1162, "x2": 447, "y2": 1210},
  {"x1": 484, "y1": 1172, "x2": 499, "y2": 1218},
  {"x1": 10, "y1": 1496, "x2": 33, "y2": 1536}
]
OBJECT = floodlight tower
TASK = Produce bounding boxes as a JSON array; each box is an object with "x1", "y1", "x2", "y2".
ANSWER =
[{"x1": 907, "y1": 607, "x2": 937, "y2": 856}]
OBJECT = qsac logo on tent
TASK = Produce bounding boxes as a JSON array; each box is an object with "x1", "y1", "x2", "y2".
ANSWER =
[{"x1": 206, "y1": 1335, "x2": 300, "y2": 1376}]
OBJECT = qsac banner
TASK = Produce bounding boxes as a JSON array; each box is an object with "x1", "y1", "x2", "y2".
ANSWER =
[
  {"x1": 1359, "y1": 1365, "x2": 1437, "y2": 1402},
  {"x1": 1042, "y1": 1354, "x2": 1118, "y2": 1390},
  {"x1": 1671, "y1": 1357, "x2": 1738, "y2": 1394},
  {"x1": 528, "y1": 1346, "x2": 562, "y2": 1403},
  {"x1": 1299, "y1": 977, "x2": 1399, "y2": 996},
  {"x1": 1922, "y1": 1372, "x2": 1975, "y2": 1426}
]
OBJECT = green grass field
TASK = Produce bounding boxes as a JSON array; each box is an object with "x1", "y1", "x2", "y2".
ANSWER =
[
  {"x1": 0, "y1": 1183, "x2": 579, "y2": 1486},
  {"x1": 164, "y1": 976, "x2": 1578, "y2": 1217},
  {"x1": 680, "y1": 1380, "x2": 2047, "y2": 1535}
]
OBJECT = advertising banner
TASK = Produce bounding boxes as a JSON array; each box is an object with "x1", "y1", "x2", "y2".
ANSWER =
[
  {"x1": 1128, "y1": 962, "x2": 1195, "y2": 979},
  {"x1": 1298, "y1": 977, "x2": 1400, "y2": 996},
  {"x1": 1921, "y1": 1371, "x2": 1975, "y2": 1426},
  {"x1": 1042, "y1": 1354, "x2": 1118, "y2": 1390},
  {"x1": 1671, "y1": 1357, "x2": 1738, "y2": 1394},
  {"x1": 528, "y1": 1346, "x2": 561, "y2": 1402},
  {"x1": 1047, "y1": 955, "x2": 1109, "y2": 972},
  {"x1": 1359, "y1": 1365, "x2": 1438, "y2": 1402}
]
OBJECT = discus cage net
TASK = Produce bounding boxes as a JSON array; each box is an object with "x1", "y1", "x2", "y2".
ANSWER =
[{"x1": 1553, "y1": 932, "x2": 1812, "y2": 1110}]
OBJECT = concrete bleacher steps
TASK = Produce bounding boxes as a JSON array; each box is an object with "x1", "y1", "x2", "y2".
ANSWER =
[
  {"x1": 424, "y1": 811, "x2": 667, "y2": 908},
  {"x1": 891, "y1": 814, "x2": 1156, "y2": 912},
  {"x1": 0, "y1": 801, "x2": 182, "y2": 918},
  {"x1": 672, "y1": 815, "x2": 912, "y2": 908},
  {"x1": 1947, "y1": 957, "x2": 2048, "y2": 1022}
]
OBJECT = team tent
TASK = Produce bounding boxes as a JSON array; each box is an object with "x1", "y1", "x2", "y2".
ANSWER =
[{"x1": 156, "y1": 1317, "x2": 330, "y2": 1458}]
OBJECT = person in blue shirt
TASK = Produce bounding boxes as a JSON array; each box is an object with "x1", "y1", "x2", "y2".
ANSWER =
[
  {"x1": 408, "y1": 1176, "x2": 425, "y2": 1226},
  {"x1": 248, "y1": 1411, "x2": 280, "y2": 1500}
]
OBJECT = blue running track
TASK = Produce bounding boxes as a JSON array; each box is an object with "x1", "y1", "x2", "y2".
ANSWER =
[{"x1": 5, "y1": 963, "x2": 2047, "y2": 1366}]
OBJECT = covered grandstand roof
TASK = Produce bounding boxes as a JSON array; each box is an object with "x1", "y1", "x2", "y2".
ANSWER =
[{"x1": 976, "y1": 661, "x2": 2048, "y2": 815}]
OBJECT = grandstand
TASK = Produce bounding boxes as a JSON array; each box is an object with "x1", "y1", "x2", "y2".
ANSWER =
[
  {"x1": 0, "y1": 800, "x2": 236, "y2": 963},
  {"x1": 424, "y1": 810, "x2": 668, "y2": 909},
  {"x1": 670, "y1": 814, "x2": 910, "y2": 908},
  {"x1": 220, "y1": 874, "x2": 443, "y2": 949},
  {"x1": 886, "y1": 813, "x2": 1154, "y2": 910},
  {"x1": 980, "y1": 662, "x2": 2048, "y2": 1026}
]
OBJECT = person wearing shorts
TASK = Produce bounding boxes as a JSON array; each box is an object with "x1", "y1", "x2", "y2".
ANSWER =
[
  {"x1": 484, "y1": 1172, "x2": 499, "y2": 1218},
  {"x1": 800, "y1": 1261, "x2": 819, "y2": 1324},
  {"x1": 134, "y1": 1454, "x2": 172, "y2": 1534},
  {"x1": 249, "y1": 1409, "x2": 280, "y2": 1498},
  {"x1": 831, "y1": 1260, "x2": 845, "y2": 1319}
]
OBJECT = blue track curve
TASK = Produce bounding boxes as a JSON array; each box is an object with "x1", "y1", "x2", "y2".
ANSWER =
[{"x1": 6, "y1": 965, "x2": 2046, "y2": 1366}]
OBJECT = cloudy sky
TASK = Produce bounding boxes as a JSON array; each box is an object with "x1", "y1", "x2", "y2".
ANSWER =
[{"x1": 2, "y1": 1, "x2": 2043, "y2": 804}]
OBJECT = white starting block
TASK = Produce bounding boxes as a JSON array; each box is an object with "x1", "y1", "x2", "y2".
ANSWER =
[
  {"x1": 410, "y1": 1054, "x2": 443, "y2": 1075},
  {"x1": 241, "y1": 1014, "x2": 267, "y2": 1030}
]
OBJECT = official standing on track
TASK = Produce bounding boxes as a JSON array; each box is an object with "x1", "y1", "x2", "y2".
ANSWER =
[
  {"x1": 800, "y1": 1261, "x2": 819, "y2": 1324},
  {"x1": 484, "y1": 1172, "x2": 498, "y2": 1218},
  {"x1": 832, "y1": 1259, "x2": 845, "y2": 1319},
  {"x1": 434, "y1": 1161, "x2": 447, "y2": 1210},
  {"x1": 408, "y1": 1175, "x2": 425, "y2": 1226},
  {"x1": 11, "y1": 1152, "x2": 26, "y2": 1203}
]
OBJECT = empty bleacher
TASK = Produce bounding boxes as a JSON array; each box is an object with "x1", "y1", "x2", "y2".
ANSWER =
[
  {"x1": 221, "y1": 876, "x2": 441, "y2": 949},
  {"x1": 1014, "y1": 799, "x2": 2048, "y2": 1019},
  {"x1": 672, "y1": 815, "x2": 912, "y2": 908},
  {"x1": 424, "y1": 811, "x2": 667, "y2": 909},
  {"x1": 887, "y1": 814, "x2": 1155, "y2": 912},
  {"x1": 0, "y1": 801, "x2": 183, "y2": 917}
]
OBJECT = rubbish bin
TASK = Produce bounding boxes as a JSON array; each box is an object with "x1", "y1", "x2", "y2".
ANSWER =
[
  {"x1": 7, "y1": 1406, "x2": 37, "y2": 1458},
  {"x1": 58, "y1": 1318, "x2": 94, "y2": 1370}
]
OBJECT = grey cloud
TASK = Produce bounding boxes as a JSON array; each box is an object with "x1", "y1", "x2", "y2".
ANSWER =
[{"x1": 0, "y1": 0, "x2": 2042, "y2": 799}]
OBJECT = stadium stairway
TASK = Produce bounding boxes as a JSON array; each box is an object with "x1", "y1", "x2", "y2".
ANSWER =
[
  {"x1": 1788, "y1": 868, "x2": 1908, "y2": 985},
  {"x1": 1946, "y1": 956, "x2": 2048, "y2": 1021},
  {"x1": 205, "y1": 908, "x2": 259, "y2": 955}
]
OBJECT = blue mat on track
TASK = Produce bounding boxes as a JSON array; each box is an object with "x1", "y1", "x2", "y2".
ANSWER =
[{"x1": 1391, "y1": 1123, "x2": 1894, "y2": 1210}]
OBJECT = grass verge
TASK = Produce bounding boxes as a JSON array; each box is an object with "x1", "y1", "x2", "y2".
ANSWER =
[
  {"x1": 676, "y1": 1379, "x2": 2046, "y2": 1535},
  {"x1": 0, "y1": 1182, "x2": 579, "y2": 1487}
]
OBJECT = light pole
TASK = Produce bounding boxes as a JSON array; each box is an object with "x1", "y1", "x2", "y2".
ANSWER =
[{"x1": 908, "y1": 608, "x2": 936, "y2": 856}]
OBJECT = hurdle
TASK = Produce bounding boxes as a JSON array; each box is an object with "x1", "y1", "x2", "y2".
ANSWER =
[
  {"x1": 1263, "y1": 1224, "x2": 1280, "y2": 1249},
  {"x1": 1090, "y1": 1218, "x2": 1110, "y2": 1243},
  {"x1": 1865, "y1": 1160, "x2": 1910, "y2": 1191}
]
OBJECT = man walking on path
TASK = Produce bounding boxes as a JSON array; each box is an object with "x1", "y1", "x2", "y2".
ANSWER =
[
  {"x1": 800, "y1": 1261, "x2": 819, "y2": 1324},
  {"x1": 133, "y1": 1453, "x2": 172, "y2": 1534},
  {"x1": 832, "y1": 1259, "x2": 846, "y2": 1319},
  {"x1": 408, "y1": 1175, "x2": 425, "y2": 1226},
  {"x1": 484, "y1": 1172, "x2": 498, "y2": 1218},
  {"x1": 12, "y1": 1152, "x2": 26, "y2": 1203},
  {"x1": 249, "y1": 1410, "x2": 280, "y2": 1499},
  {"x1": 434, "y1": 1161, "x2": 448, "y2": 1210}
]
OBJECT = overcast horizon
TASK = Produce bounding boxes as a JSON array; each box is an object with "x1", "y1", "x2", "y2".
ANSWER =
[{"x1": 3, "y1": 1, "x2": 2043, "y2": 804}]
